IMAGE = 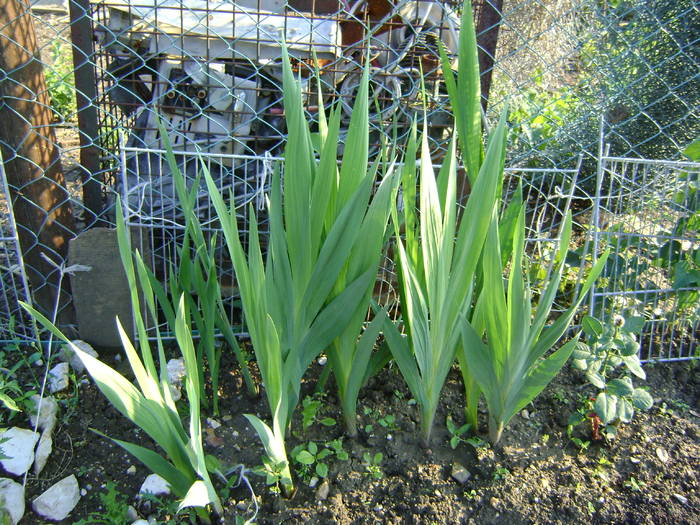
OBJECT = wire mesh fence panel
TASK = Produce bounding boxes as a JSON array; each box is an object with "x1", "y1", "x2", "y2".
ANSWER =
[
  {"x1": 590, "y1": 155, "x2": 700, "y2": 362},
  {"x1": 120, "y1": 143, "x2": 274, "y2": 337},
  {"x1": 0, "y1": 155, "x2": 37, "y2": 343}
]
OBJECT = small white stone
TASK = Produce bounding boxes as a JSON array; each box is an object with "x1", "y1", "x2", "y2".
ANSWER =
[
  {"x1": 32, "y1": 474, "x2": 81, "y2": 521},
  {"x1": 139, "y1": 474, "x2": 171, "y2": 497},
  {"x1": 166, "y1": 358, "x2": 186, "y2": 384},
  {"x1": 206, "y1": 418, "x2": 221, "y2": 430},
  {"x1": 521, "y1": 409, "x2": 530, "y2": 419},
  {"x1": 132, "y1": 520, "x2": 150, "y2": 525},
  {"x1": 166, "y1": 358, "x2": 186, "y2": 402},
  {"x1": 28, "y1": 395, "x2": 58, "y2": 435},
  {"x1": 126, "y1": 465, "x2": 137, "y2": 475},
  {"x1": 33, "y1": 430, "x2": 53, "y2": 476},
  {"x1": 126, "y1": 505, "x2": 139, "y2": 521},
  {"x1": 317, "y1": 356, "x2": 327, "y2": 366},
  {"x1": 673, "y1": 493, "x2": 688, "y2": 505},
  {"x1": 60, "y1": 340, "x2": 98, "y2": 375},
  {"x1": 80, "y1": 489, "x2": 87, "y2": 497},
  {"x1": 315, "y1": 479, "x2": 330, "y2": 501},
  {"x1": 48, "y1": 363, "x2": 70, "y2": 393},
  {"x1": 656, "y1": 447, "x2": 670, "y2": 463},
  {"x1": 0, "y1": 478, "x2": 25, "y2": 525},
  {"x1": 451, "y1": 463, "x2": 472, "y2": 484},
  {"x1": 35, "y1": 359, "x2": 44, "y2": 367},
  {"x1": 309, "y1": 476, "x2": 319, "y2": 488},
  {"x1": 0, "y1": 427, "x2": 39, "y2": 476}
]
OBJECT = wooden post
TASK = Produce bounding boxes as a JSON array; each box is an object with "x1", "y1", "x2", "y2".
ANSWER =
[{"x1": 0, "y1": 0, "x2": 76, "y2": 317}]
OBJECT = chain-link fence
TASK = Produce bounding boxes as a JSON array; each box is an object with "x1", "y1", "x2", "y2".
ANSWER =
[{"x1": 1, "y1": 0, "x2": 698, "y2": 359}]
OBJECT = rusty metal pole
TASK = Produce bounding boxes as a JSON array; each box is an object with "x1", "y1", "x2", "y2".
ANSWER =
[
  {"x1": 474, "y1": 0, "x2": 504, "y2": 111},
  {"x1": 0, "y1": 0, "x2": 76, "y2": 317},
  {"x1": 68, "y1": 0, "x2": 103, "y2": 223}
]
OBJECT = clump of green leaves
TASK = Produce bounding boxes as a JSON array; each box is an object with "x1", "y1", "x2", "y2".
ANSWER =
[
  {"x1": 0, "y1": 348, "x2": 37, "y2": 425},
  {"x1": 150, "y1": 120, "x2": 258, "y2": 413},
  {"x1": 446, "y1": 415, "x2": 486, "y2": 450},
  {"x1": 571, "y1": 313, "x2": 654, "y2": 439},
  {"x1": 290, "y1": 438, "x2": 349, "y2": 484},
  {"x1": 45, "y1": 41, "x2": 77, "y2": 121},
  {"x1": 362, "y1": 452, "x2": 383, "y2": 479},
  {"x1": 463, "y1": 205, "x2": 609, "y2": 444},
  {"x1": 300, "y1": 395, "x2": 336, "y2": 432},
  {"x1": 24, "y1": 200, "x2": 223, "y2": 521},
  {"x1": 291, "y1": 441, "x2": 332, "y2": 481},
  {"x1": 205, "y1": 42, "x2": 396, "y2": 496},
  {"x1": 624, "y1": 476, "x2": 646, "y2": 492},
  {"x1": 73, "y1": 482, "x2": 131, "y2": 525}
]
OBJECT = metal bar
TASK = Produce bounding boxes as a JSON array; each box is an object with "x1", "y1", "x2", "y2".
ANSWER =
[{"x1": 69, "y1": 0, "x2": 103, "y2": 224}]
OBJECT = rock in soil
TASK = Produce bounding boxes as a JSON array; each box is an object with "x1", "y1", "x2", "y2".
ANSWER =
[
  {"x1": 60, "y1": 340, "x2": 98, "y2": 375},
  {"x1": 28, "y1": 395, "x2": 58, "y2": 434},
  {"x1": 33, "y1": 430, "x2": 53, "y2": 476},
  {"x1": 451, "y1": 463, "x2": 472, "y2": 484},
  {"x1": 0, "y1": 478, "x2": 24, "y2": 525},
  {"x1": 48, "y1": 363, "x2": 70, "y2": 393},
  {"x1": 315, "y1": 479, "x2": 330, "y2": 501},
  {"x1": 673, "y1": 493, "x2": 688, "y2": 505},
  {"x1": 166, "y1": 358, "x2": 186, "y2": 401},
  {"x1": 0, "y1": 427, "x2": 39, "y2": 476},
  {"x1": 32, "y1": 474, "x2": 81, "y2": 521},
  {"x1": 138, "y1": 474, "x2": 171, "y2": 498},
  {"x1": 656, "y1": 447, "x2": 670, "y2": 463}
]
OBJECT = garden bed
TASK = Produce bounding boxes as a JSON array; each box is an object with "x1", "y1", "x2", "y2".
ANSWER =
[{"x1": 25, "y1": 352, "x2": 699, "y2": 524}]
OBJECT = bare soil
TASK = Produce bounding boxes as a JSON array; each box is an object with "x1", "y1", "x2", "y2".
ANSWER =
[{"x1": 20, "y1": 351, "x2": 700, "y2": 525}]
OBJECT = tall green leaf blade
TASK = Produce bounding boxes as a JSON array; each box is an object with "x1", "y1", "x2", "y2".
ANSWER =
[
  {"x1": 105, "y1": 434, "x2": 193, "y2": 497},
  {"x1": 504, "y1": 339, "x2": 577, "y2": 423},
  {"x1": 337, "y1": 60, "x2": 369, "y2": 210}
]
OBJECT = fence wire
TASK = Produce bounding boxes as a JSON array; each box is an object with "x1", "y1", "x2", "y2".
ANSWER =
[
  {"x1": 0, "y1": 153, "x2": 36, "y2": 343},
  {"x1": 591, "y1": 153, "x2": 700, "y2": 362},
  {"x1": 0, "y1": 0, "x2": 698, "y2": 359}
]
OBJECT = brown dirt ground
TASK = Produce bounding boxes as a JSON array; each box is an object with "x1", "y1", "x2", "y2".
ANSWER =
[{"x1": 17, "y1": 349, "x2": 699, "y2": 525}]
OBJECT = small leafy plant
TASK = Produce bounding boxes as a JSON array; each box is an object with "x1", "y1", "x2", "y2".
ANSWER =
[
  {"x1": 147, "y1": 126, "x2": 259, "y2": 412},
  {"x1": 378, "y1": 414, "x2": 398, "y2": 432},
  {"x1": 73, "y1": 482, "x2": 131, "y2": 525},
  {"x1": 0, "y1": 349, "x2": 37, "y2": 424},
  {"x1": 571, "y1": 313, "x2": 654, "y2": 439},
  {"x1": 362, "y1": 452, "x2": 384, "y2": 479},
  {"x1": 446, "y1": 416, "x2": 470, "y2": 449},
  {"x1": 291, "y1": 441, "x2": 333, "y2": 481},
  {"x1": 300, "y1": 394, "x2": 336, "y2": 432}
]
